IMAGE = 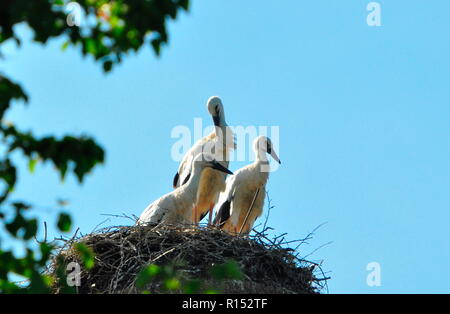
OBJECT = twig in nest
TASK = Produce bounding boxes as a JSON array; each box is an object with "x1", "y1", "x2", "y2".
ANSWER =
[
  {"x1": 34, "y1": 221, "x2": 48, "y2": 244},
  {"x1": 48, "y1": 224, "x2": 328, "y2": 294},
  {"x1": 262, "y1": 191, "x2": 274, "y2": 232}
]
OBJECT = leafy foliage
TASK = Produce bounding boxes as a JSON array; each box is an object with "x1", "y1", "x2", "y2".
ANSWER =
[
  {"x1": 0, "y1": 204, "x2": 70, "y2": 293},
  {"x1": 56, "y1": 212, "x2": 72, "y2": 233},
  {"x1": 0, "y1": 0, "x2": 189, "y2": 72},
  {"x1": 0, "y1": 0, "x2": 189, "y2": 293},
  {"x1": 210, "y1": 260, "x2": 244, "y2": 281},
  {"x1": 135, "y1": 261, "x2": 244, "y2": 294},
  {"x1": 74, "y1": 243, "x2": 95, "y2": 270}
]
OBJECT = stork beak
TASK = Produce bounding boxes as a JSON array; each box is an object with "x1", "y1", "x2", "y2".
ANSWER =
[
  {"x1": 270, "y1": 149, "x2": 281, "y2": 164},
  {"x1": 210, "y1": 160, "x2": 233, "y2": 175}
]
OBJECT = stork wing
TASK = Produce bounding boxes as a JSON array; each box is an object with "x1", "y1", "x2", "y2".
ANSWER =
[
  {"x1": 138, "y1": 202, "x2": 171, "y2": 226},
  {"x1": 214, "y1": 174, "x2": 238, "y2": 227},
  {"x1": 174, "y1": 152, "x2": 193, "y2": 188},
  {"x1": 213, "y1": 199, "x2": 231, "y2": 227},
  {"x1": 137, "y1": 203, "x2": 155, "y2": 225}
]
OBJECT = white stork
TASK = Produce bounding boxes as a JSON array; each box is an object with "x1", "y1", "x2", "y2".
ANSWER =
[
  {"x1": 213, "y1": 136, "x2": 280, "y2": 234},
  {"x1": 173, "y1": 96, "x2": 235, "y2": 224},
  {"x1": 138, "y1": 153, "x2": 233, "y2": 226}
]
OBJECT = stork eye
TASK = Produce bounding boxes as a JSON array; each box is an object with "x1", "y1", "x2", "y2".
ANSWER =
[
  {"x1": 215, "y1": 106, "x2": 220, "y2": 115},
  {"x1": 267, "y1": 143, "x2": 272, "y2": 154}
]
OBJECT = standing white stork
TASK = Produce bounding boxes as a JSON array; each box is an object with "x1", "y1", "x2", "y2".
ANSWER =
[
  {"x1": 138, "y1": 153, "x2": 233, "y2": 226},
  {"x1": 213, "y1": 136, "x2": 280, "y2": 235},
  {"x1": 173, "y1": 96, "x2": 235, "y2": 225}
]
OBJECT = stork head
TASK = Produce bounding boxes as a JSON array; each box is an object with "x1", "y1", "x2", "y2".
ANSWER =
[
  {"x1": 254, "y1": 136, "x2": 281, "y2": 164},
  {"x1": 192, "y1": 153, "x2": 233, "y2": 175},
  {"x1": 207, "y1": 96, "x2": 226, "y2": 127}
]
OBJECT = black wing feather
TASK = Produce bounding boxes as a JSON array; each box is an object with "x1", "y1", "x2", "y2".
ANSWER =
[
  {"x1": 213, "y1": 200, "x2": 231, "y2": 227},
  {"x1": 199, "y1": 211, "x2": 208, "y2": 222},
  {"x1": 181, "y1": 172, "x2": 191, "y2": 186},
  {"x1": 173, "y1": 172, "x2": 179, "y2": 189}
]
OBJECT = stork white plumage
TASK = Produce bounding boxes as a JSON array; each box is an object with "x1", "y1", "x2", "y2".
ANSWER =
[
  {"x1": 173, "y1": 96, "x2": 235, "y2": 225},
  {"x1": 214, "y1": 136, "x2": 280, "y2": 235},
  {"x1": 138, "y1": 153, "x2": 233, "y2": 227}
]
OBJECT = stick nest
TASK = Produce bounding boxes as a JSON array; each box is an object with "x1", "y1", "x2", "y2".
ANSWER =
[{"x1": 50, "y1": 224, "x2": 328, "y2": 294}]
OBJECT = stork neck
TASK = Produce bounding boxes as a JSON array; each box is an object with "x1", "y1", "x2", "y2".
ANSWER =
[
  {"x1": 255, "y1": 149, "x2": 269, "y2": 164},
  {"x1": 215, "y1": 125, "x2": 233, "y2": 145},
  {"x1": 214, "y1": 123, "x2": 229, "y2": 141},
  {"x1": 215, "y1": 123, "x2": 227, "y2": 131},
  {"x1": 183, "y1": 164, "x2": 204, "y2": 196},
  {"x1": 254, "y1": 149, "x2": 271, "y2": 174}
]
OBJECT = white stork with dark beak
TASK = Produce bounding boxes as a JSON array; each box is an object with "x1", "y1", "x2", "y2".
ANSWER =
[
  {"x1": 138, "y1": 153, "x2": 233, "y2": 226},
  {"x1": 173, "y1": 96, "x2": 235, "y2": 225},
  {"x1": 214, "y1": 136, "x2": 280, "y2": 234}
]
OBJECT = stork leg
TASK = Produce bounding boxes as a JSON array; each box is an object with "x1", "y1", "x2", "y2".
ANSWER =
[
  {"x1": 207, "y1": 203, "x2": 214, "y2": 226},
  {"x1": 193, "y1": 206, "x2": 198, "y2": 225}
]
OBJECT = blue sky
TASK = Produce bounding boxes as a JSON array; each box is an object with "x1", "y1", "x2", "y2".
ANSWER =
[{"x1": 2, "y1": 0, "x2": 449, "y2": 293}]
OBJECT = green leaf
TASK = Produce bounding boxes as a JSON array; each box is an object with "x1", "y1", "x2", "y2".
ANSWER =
[
  {"x1": 183, "y1": 279, "x2": 201, "y2": 294},
  {"x1": 180, "y1": 0, "x2": 190, "y2": 10},
  {"x1": 28, "y1": 158, "x2": 38, "y2": 173},
  {"x1": 74, "y1": 243, "x2": 95, "y2": 270},
  {"x1": 57, "y1": 212, "x2": 72, "y2": 232},
  {"x1": 85, "y1": 38, "x2": 97, "y2": 55},
  {"x1": 102, "y1": 60, "x2": 113, "y2": 72},
  {"x1": 210, "y1": 260, "x2": 243, "y2": 281},
  {"x1": 39, "y1": 243, "x2": 54, "y2": 266},
  {"x1": 135, "y1": 264, "x2": 160, "y2": 288},
  {"x1": 0, "y1": 75, "x2": 28, "y2": 119},
  {"x1": 29, "y1": 270, "x2": 52, "y2": 293},
  {"x1": 61, "y1": 41, "x2": 70, "y2": 51},
  {"x1": 151, "y1": 39, "x2": 162, "y2": 56},
  {"x1": 164, "y1": 278, "x2": 180, "y2": 290},
  {"x1": 23, "y1": 218, "x2": 38, "y2": 240},
  {"x1": 0, "y1": 279, "x2": 21, "y2": 294}
]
